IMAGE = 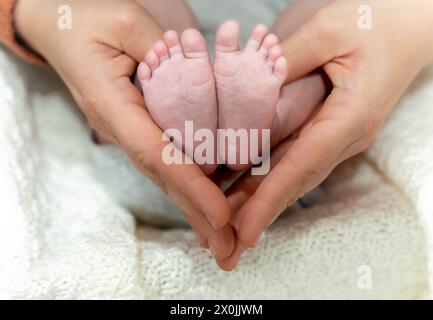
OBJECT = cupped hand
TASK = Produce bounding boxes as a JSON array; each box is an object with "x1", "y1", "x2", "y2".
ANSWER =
[
  {"x1": 15, "y1": 0, "x2": 235, "y2": 262},
  {"x1": 219, "y1": 0, "x2": 433, "y2": 269}
]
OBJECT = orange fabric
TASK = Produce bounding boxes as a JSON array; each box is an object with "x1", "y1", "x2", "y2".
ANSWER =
[{"x1": 0, "y1": 0, "x2": 45, "y2": 64}]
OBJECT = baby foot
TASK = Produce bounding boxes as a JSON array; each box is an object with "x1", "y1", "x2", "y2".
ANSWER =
[
  {"x1": 214, "y1": 21, "x2": 288, "y2": 171},
  {"x1": 138, "y1": 29, "x2": 218, "y2": 175},
  {"x1": 270, "y1": 72, "x2": 330, "y2": 147}
]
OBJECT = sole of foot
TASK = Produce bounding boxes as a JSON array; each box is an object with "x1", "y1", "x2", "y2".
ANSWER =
[
  {"x1": 214, "y1": 20, "x2": 288, "y2": 171},
  {"x1": 138, "y1": 29, "x2": 218, "y2": 175}
]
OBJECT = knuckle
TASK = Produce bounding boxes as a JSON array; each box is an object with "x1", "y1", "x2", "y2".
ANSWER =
[
  {"x1": 130, "y1": 148, "x2": 157, "y2": 174},
  {"x1": 311, "y1": 8, "x2": 338, "y2": 40},
  {"x1": 361, "y1": 133, "x2": 379, "y2": 152},
  {"x1": 115, "y1": 3, "x2": 141, "y2": 32},
  {"x1": 311, "y1": 8, "x2": 328, "y2": 25},
  {"x1": 80, "y1": 96, "x2": 101, "y2": 121},
  {"x1": 315, "y1": 21, "x2": 337, "y2": 42},
  {"x1": 279, "y1": 153, "x2": 316, "y2": 200},
  {"x1": 361, "y1": 112, "x2": 383, "y2": 138},
  {"x1": 344, "y1": 105, "x2": 379, "y2": 141},
  {"x1": 130, "y1": 150, "x2": 168, "y2": 193},
  {"x1": 79, "y1": 97, "x2": 111, "y2": 135}
]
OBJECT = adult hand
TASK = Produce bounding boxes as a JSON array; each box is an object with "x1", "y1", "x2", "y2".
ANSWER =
[
  {"x1": 15, "y1": 0, "x2": 235, "y2": 261},
  {"x1": 220, "y1": 0, "x2": 433, "y2": 268}
]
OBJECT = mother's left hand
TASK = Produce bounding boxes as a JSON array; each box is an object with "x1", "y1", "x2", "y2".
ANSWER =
[{"x1": 216, "y1": 0, "x2": 433, "y2": 270}]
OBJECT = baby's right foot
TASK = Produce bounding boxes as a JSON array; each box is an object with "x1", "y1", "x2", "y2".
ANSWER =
[
  {"x1": 138, "y1": 29, "x2": 218, "y2": 175},
  {"x1": 214, "y1": 21, "x2": 288, "y2": 171}
]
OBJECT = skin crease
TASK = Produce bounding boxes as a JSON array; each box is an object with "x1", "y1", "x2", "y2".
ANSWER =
[
  {"x1": 14, "y1": 0, "x2": 237, "y2": 262},
  {"x1": 13, "y1": 0, "x2": 433, "y2": 271},
  {"x1": 218, "y1": 0, "x2": 433, "y2": 270}
]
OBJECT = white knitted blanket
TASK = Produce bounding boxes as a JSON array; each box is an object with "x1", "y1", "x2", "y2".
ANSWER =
[{"x1": 1, "y1": 0, "x2": 433, "y2": 299}]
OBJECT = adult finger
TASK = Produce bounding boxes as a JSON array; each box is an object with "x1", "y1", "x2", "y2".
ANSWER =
[
  {"x1": 217, "y1": 140, "x2": 296, "y2": 269},
  {"x1": 187, "y1": 209, "x2": 235, "y2": 261},
  {"x1": 93, "y1": 76, "x2": 233, "y2": 241},
  {"x1": 106, "y1": 1, "x2": 164, "y2": 62},
  {"x1": 236, "y1": 90, "x2": 365, "y2": 247},
  {"x1": 226, "y1": 138, "x2": 296, "y2": 230},
  {"x1": 216, "y1": 241, "x2": 248, "y2": 271},
  {"x1": 280, "y1": 5, "x2": 357, "y2": 83}
]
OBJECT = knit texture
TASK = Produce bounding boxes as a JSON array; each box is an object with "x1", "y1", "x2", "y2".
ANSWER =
[
  {"x1": 0, "y1": 0, "x2": 45, "y2": 64},
  {"x1": 0, "y1": 0, "x2": 433, "y2": 299}
]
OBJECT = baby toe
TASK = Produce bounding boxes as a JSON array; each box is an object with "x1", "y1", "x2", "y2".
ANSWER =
[
  {"x1": 273, "y1": 56, "x2": 288, "y2": 82},
  {"x1": 181, "y1": 28, "x2": 209, "y2": 59},
  {"x1": 215, "y1": 20, "x2": 241, "y2": 53},
  {"x1": 145, "y1": 50, "x2": 160, "y2": 71},
  {"x1": 154, "y1": 40, "x2": 170, "y2": 62},
  {"x1": 268, "y1": 45, "x2": 283, "y2": 63},
  {"x1": 164, "y1": 30, "x2": 183, "y2": 57},
  {"x1": 137, "y1": 62, "x2": 152, "y2": 81},
  {"x1": 246, "y1": 24, "x2": 269, "y2": 51},
  {"x1": 259, "y1": 33, "x2": 279, "y2": 59}
]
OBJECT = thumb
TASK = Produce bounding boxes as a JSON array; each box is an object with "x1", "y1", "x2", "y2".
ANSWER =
[
  {"x1": 108, "y1": 2, "x2": 164, "y2": 62},
  {"x1": 281, "y1": 8, "x2": 349, "y2": 84}
]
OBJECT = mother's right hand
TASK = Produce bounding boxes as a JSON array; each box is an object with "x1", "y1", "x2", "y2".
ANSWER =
[{"x1": 15, "y1": 0, "x2": 235, "y2": 262}]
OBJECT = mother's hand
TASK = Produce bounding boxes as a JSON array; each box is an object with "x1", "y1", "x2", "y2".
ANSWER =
[
  {"x1": 15, "y1": 0, "x2": 235, "y2": 261},
  {"x1": 220, "y1": 0, "x2": 433, "y2": 268}
]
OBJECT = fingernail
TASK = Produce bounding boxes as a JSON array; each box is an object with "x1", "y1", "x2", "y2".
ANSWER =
[
  {"x1": 209, "y1": 239, "x2": 225, "y2": 260},
  {"x1": 225, "y1": 259, "x2": 239, "y2": 272},
  {"x1": 217, "y1": 260, "x2": 238, "y2": 272},
  {"x1": 243, "y1": 232, "x2": 261, "y2": 248}
]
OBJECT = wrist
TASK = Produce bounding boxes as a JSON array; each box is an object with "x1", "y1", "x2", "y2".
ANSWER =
[{"x1": 14, "y1": 0, "x2": 52, "y2": 58}]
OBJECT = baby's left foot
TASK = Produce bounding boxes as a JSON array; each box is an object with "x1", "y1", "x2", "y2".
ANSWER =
[
  {"x1": 214, "y1": 21, "x2": 288, "y2": 170},
  {"x1": 270, "y1": 72, "x2": 329, "y2": 147}
]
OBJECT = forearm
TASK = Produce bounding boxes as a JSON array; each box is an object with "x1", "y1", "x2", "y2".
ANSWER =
[
  {"x1": 14, "y1": 0, "x2": 54, "y2": 58},
  {"x1": 0, "y1": 0, "x2": 45, "y2": 63}
]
